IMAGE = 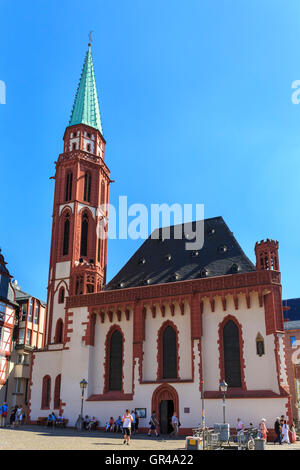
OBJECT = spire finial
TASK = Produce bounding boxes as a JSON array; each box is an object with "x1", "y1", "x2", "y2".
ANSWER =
[{"x1": 88, "y1": 30, "x2": 93, "y2": 47}]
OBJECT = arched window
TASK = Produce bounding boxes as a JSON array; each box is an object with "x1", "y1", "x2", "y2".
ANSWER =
[
  {"x1": 62, "y1": 215, "x2": 70, "y2": 256},
  {"x1": 83, "y1": 172, "x2": 91, "y2": 202},
  {"x1": 223, "y1": 320, "x2": 242, "y2": 387},
  {"x1": 100, "y1": 181, "x2": 106, "y2": 206},
  {"x1": 54, "y1": 374, "x2": 61, "y2": 410},
  {"x1": 162, "y1": 325, "x2": 178, "y2": 379},
  {"x1": 80, "y1": 212, "x2": 89, "y2": 257},
  {"x1": 108, "y1": 329, "x2": 123, "y2": 391},
  {"x1": 54, "y1": 318, "x2": 64, "y2": 344},
  {"x1": 65, "y1": 172, "x2": 73, "y2": 201},
  {"x1": 41, "y1": 375, "x2": 51, "y2": 409},
  {"x1": 58, "y1": 287, "x2": 65, "y2": 304}
]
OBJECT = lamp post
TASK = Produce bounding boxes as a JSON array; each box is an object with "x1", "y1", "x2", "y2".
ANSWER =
[
  {"x1": 220, "y1": 380, "x2": 228, "y2": 424},
  {"x1": 201, "y1": 379, "x2": 205, "y2": 429},
  {"x1": 79, "y1": 379, "x2": 88, "y2": 430}
]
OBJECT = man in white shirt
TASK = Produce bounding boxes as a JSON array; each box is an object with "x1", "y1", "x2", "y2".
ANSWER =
[{"x1": 122, "y1": 409, "x2": 133, "y2": 445}]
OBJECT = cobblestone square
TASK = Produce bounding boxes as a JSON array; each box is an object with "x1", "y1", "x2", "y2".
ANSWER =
[{"x1": 0, "y1": 426, "x2": 299, "y2": 451}]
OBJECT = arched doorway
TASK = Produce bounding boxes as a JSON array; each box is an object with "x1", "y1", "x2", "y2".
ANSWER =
[{"x1": 152, "y1": 384, "x2": 179, "y2": 434}]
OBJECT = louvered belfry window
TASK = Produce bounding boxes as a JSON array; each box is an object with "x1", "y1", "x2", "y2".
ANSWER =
[
  {"x1": 223, "y1": 320, "x2": 242, "y2": 387},
  {"x1": 80, "y1": 213, "x2": 88, "y2": 257},
  {"x1": 62, "y1": 217, "x2": 70, "y2": 256},
  {"x1": 65, "y1": 172, "x2": 73, "y2": 201},
  {"x1": 109, "y1": 330, "x2": 123, "y2": 391},
  {"x1": 162, "y1": 326, "x2": 178, "y2": 379},
  {"x1": 83, "y1": 172, "x2": 91, "y2": 202}
]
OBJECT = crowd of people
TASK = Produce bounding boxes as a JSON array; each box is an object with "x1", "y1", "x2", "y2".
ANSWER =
[
  {"x1": 235, "y1": 415, "x2": 297, "y2": 445},
  {"x1": 0, "y1": 403, "x2": 26, "y2": 427},
  {"x1": 1, "y1": 399, "x2": 298, "y2": 446}
]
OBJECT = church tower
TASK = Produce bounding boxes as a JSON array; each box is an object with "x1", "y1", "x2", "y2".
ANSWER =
[{"x1": 46, "y1": 43, "x2": 111, "y2": 344}]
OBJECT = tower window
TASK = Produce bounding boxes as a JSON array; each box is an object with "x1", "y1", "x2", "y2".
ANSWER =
[
  {"x1": 65, "y1": 172, "x2": 73, "y2": 201},
  {"x1": 80, "y1": 212, "x2": 89, "y2": 257},
  {"x1": 62, "y1": 215, "x2": 70, "y2": 256},
  {"x1": 83, "y1": 172, "x2": 91, "y2": 202},
  {"x1": 87, "y1": 143, "x2": 91, "y2": 152},
  {"x1": 162, "y1": 325, "x2": 178, "y2": 379}
]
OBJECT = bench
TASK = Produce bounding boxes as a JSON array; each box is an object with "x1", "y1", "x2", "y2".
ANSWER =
[
  {"x1": 37, "y1": 416, "x2": 48, "y2": 426},
  {"x1": 55, "y1": 419, "x2": 69, "y2": 428}
]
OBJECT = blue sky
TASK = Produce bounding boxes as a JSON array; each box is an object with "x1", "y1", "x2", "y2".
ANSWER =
[{"x1": 1, "y1": 0, "x2": 300, "y2": 301}]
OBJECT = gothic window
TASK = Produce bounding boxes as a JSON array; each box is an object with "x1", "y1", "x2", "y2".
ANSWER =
[
  {"x1": 100, "y1": 181, "x2": 105, "y2": 206},
  {"x1": 83, "y1": 172, "x2": 91, "y2": 202},
  {"x1": 65, "y1": 172, "x2": 73, "y2": 202},
  {"x1": 162, "y1": 325, "x2": 178, "y2": 379},
  {"x1": 256, "y1": 333, "x2": 265, "y2": 356},
  {"x1": 54, "y1": 319, "x2": 64, "y2": 344},
  {"x1": 97, "y1": 238, "x2": 101, "y2": 263},
  {"x1": 80, "y1": 212, "x2": 89, "y2": 257},
  {"x1": 223, "y1": 320, "x2": 242, "y2": 387},
  {"x1": 62, "y1": 215, "x2": 70, "y2": 256},
  {"x1": 58, "y1": 287, "x2": 65, "y2": 304},
  {"x1": 54, "y1": 374, "x2": 61, "y2": 410},
  {"x1": 108, "y1": 329, "x2": 123, "y2": 391},
  {"x1": 41, "y1": 375, "x2": 51, "y2": 409}
]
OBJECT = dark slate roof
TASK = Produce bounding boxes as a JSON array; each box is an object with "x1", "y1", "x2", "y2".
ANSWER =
[
  {"x1": 104, "y1": 216, "x2": 255, "y2": 291},
  {"x1": 13, "y1": 285, "x2": 46, "y2": 307},
  {"x1": 283, "y1": 298, "x2": 300, "y2": 321}
]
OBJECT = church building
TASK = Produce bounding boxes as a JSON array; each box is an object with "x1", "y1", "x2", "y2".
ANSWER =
[{"x1": 29, "y1": 44, "x2": 291, "y2": 434}]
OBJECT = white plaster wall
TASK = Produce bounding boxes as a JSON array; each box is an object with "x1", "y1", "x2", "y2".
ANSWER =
[
  {"x1": 142, "y1": 302, "x2": 192, "y2": 381},
  {"x1": 202, "y1": 293, "x2": 279, "y2": 393},
  {"x1": 30, "y1": 350, "x2": 63, "y2": 419},
  {"x1": 55, "y1": 262, "x2": 71, "y2": 279}
]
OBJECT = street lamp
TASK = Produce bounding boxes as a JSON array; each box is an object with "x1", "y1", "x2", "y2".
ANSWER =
[
  {"x1": 220, "y1": 380, "x2": 228, "y2": 424},
  {"x1": 79, "y1": 379, "x2": 88, "y2": 430}
]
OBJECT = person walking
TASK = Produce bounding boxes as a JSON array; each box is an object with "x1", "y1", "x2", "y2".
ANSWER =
[
  {"x1": 122, "y1": 409, "x2": 133, "y2": 445},
  {"x1": 274, "y1": 417, "x2": 282, "y2": 445},
  {"x1": 148, "y1": 411, "x2": 159, "y2": 437},
  {"x1": 290, "y1": 422, "x2": 297, "y2": 444},
  {"x1": 135, "y1": 414, "x2": 139, "y2": 434},
  {"x1": 259, "y1": 418, "x2": 268, "y2": 440},
  {"x1": 10, "y1": 405, "x2": 17, "y2": 428},
  {"x1": 281, "y1": 420, "x2": 290, "y2": 444},
  {"x1": 170, "y1": 412, "x2": 179, "y2": 437},
  {"x1": 0, "y1": 403, "x2": 3, "y2": 427},
  {"x1": 1, "y1": 402, "x2": 8, "y2": 427},
  {"x1": 131, "y1": 410, "x2": 136, "y2": 434}
]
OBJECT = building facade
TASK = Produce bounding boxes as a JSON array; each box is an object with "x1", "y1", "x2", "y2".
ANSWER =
[
  {"x1": 29, "y1": 44, "x2": 291, "y2": 434},
  {"x1": 3, "y1": 281, "x2": 46, "y2": 417},
  {"x1": 0, "y1": 250, "x2": 17, "y2": 404},
  {"x1": 283, "y1": 298, "x2": 300, "y2": 424}
]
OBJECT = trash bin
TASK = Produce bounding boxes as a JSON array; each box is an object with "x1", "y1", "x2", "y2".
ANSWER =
[
  {"x1": 214, "y1": 423, "x2": 230, "y2": 442},
  {"x1": 254, "y1": 438, "x2": 266, "y2": 450},
  {"x1": 185, "y1": 436, "x2": 203, "y2": 450}
]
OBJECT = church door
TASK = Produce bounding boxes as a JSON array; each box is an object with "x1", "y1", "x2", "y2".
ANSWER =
[{"x1": 159, "y1": 400, "x2": 174, "y2": 434}]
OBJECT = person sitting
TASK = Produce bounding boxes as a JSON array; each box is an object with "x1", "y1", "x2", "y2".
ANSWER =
[
  {"x1": 115, "y1": 416, "x2": 123, "y2": 433},
  {"x1": 47, "y1": 414, "x2": 54, "y2": 427},
  {"x1": 83, "y1": 415, "x2": 90, "y2": 430},
  {"x1": 87, "y1": 416, "x2": 97, "y2": 431},
  {"x1": 56, "y1": 413, "x2": 64, "y2": 427},
  {"x1": 106, "y1": 417, "x2": 115, "y2": 432}
]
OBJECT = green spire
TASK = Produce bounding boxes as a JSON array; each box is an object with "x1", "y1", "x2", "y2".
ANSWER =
[{"x1": 69, "y1": 45, "x2": 103, "y2": 134}]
